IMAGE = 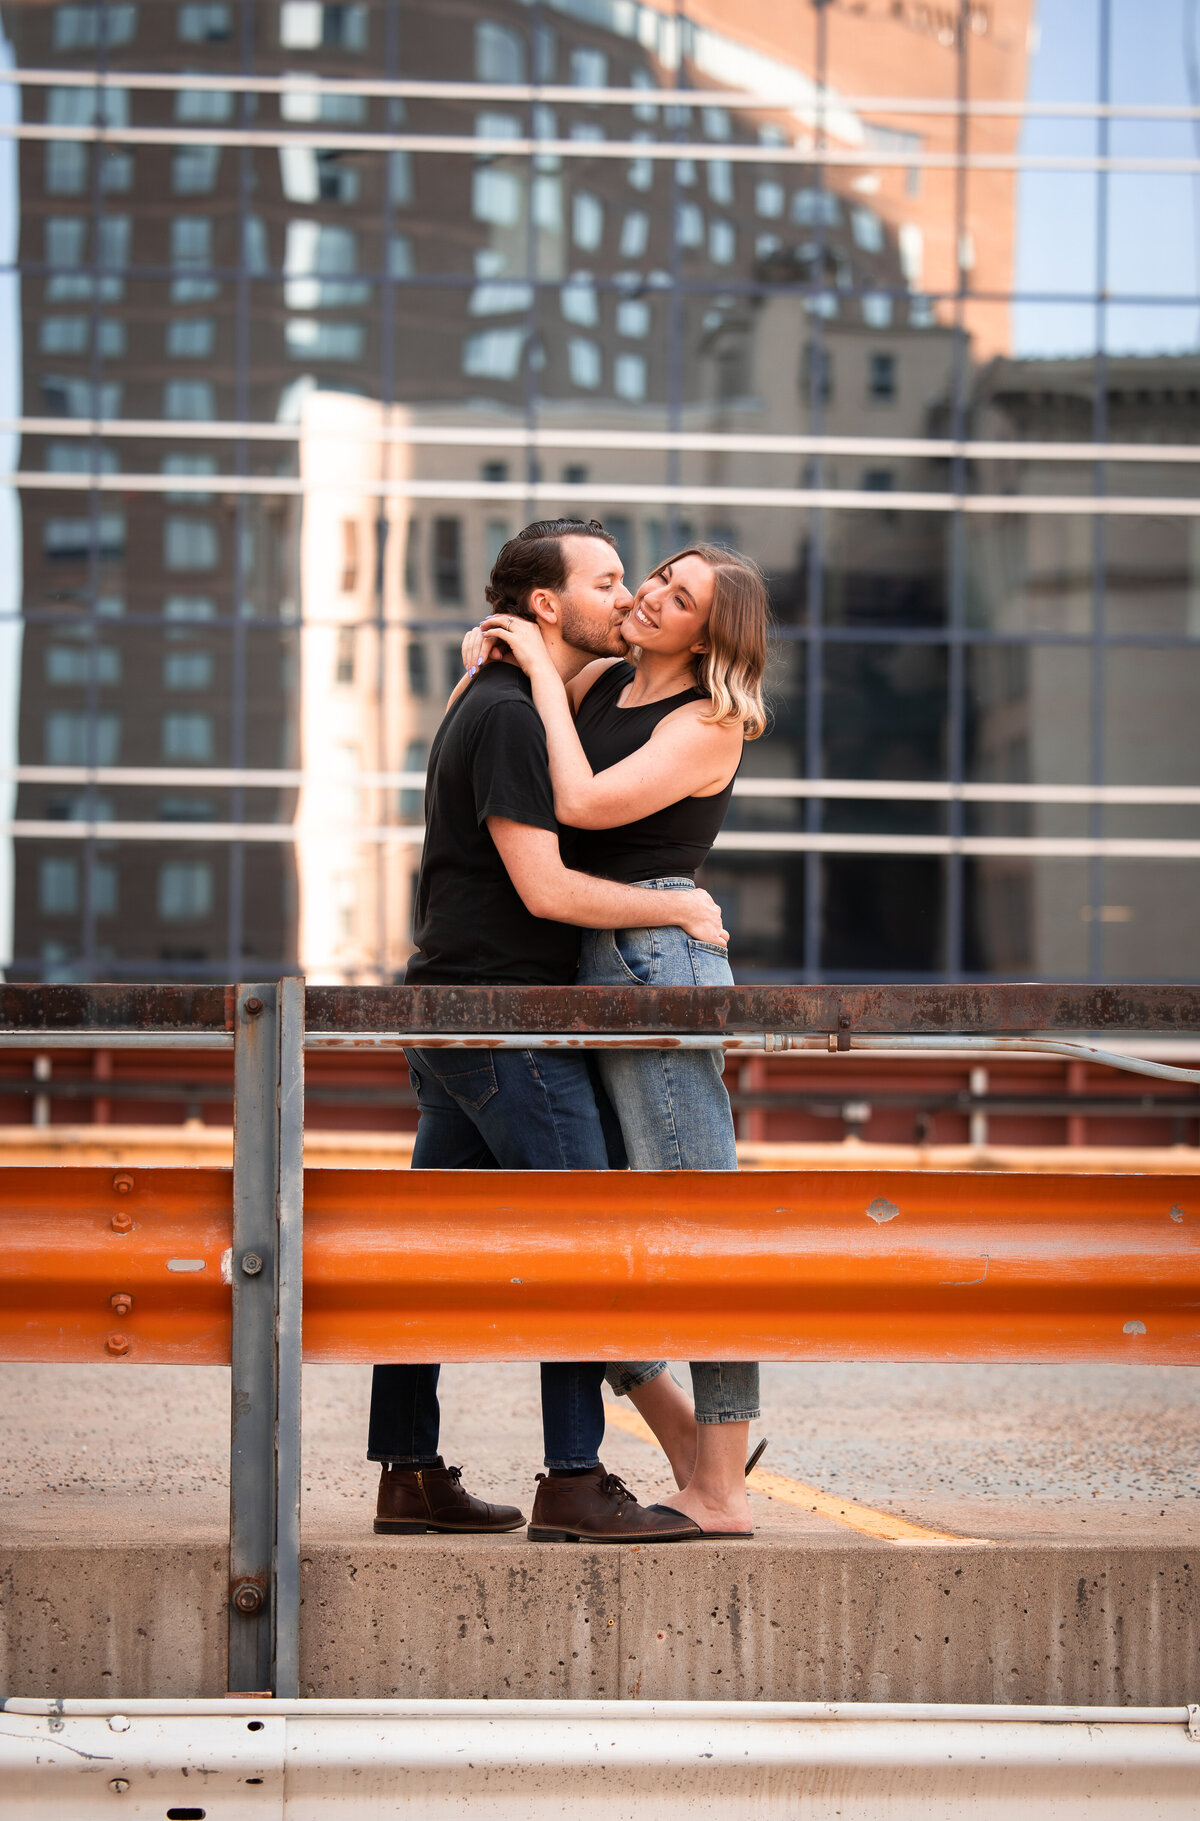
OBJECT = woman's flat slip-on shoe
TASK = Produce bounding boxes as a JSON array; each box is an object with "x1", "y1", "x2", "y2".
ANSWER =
[
  {"x1": 648, "y1": 1503, "x2": 754, "y2": 1540},
  {"x1": 745, "y1": 1439, "x2": 769, "y2": 1477}
]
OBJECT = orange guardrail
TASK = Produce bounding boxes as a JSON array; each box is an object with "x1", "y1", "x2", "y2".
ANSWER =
[{"x1": 3, "y1": 1163, "x2": 1197, "y2": 1367}]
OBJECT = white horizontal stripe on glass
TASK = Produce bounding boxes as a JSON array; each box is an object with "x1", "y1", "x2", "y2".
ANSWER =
[
  {"x1": 6, "y1": 767, "x2": 1200, "y2": 806},
  {"x1": 4, "y1": 69, "x2": 1200, "y2": 121},
  {"x1": 6, "y1": 420, "x2": 1200, "y2": 468},
  {"x1": 2, "y1": 119, "x2": 1197, "y2": 173},
  {"x1": 7, "y1": 473, "x2": 1200, "y2": 515},
  {"x1": 6, "y1": 822, "x2": 1200, "y2": 860}
]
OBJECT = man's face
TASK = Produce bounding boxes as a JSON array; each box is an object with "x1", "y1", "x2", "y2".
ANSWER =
[{"x1": 555, "y1": 536, "x2": 633, "y2": 657}]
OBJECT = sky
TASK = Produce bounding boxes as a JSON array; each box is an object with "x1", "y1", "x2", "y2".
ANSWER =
[{"x1": 1013, "y1": 0, "x2": 1200, "y2": 356}]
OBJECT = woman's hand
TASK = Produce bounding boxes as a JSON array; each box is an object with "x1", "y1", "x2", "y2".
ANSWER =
[
  {"x1": 461, "y1": 623, "x2": 505, "y2": 678},
  {"x1": 479, "y1": 613, "x2": 553, "y2": 679},
  {"x1": 676, "y1": 888, "x2": 729, "y2": 947}
]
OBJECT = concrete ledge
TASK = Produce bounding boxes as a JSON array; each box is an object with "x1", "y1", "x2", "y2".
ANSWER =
[{"x1": 3, "y1": 1535, "x2": 1195, "y2": 1705}]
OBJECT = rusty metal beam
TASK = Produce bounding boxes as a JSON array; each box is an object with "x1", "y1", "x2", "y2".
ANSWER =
[
  {"x1": 3, "y1": 983, "x2": 1200, "y2": 1037},
  {"x1": 2, "y1": 1166, "x2": 1196, "y2": 1367}
]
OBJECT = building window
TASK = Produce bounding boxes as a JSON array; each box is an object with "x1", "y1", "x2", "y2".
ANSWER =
[
  {"x1": 706, "y1": 160, "x2": 734, "y2": 206},
  {"x1": 92, "y1": 861, "x2": 118, "y2": 917},
  {"x1": 164, "y1": 652, "x2": 214, "y2": 690},
  {"x1": 709, "y1": 220, "x2": 735, "y2": 265},
  {"x1": 45, "y1": 710, "x2": 121, "y2": 764},
  {"x1": 283, "y1": 221, "x2": 365, "y2": 308},
  {"x1": 868, "y1": 352, "x2": 897, "y2": 401},
  {"x1": 162, "y1": 454, "x2": 217, "y2": 502},
  {"x1": 43, "y1": 513, "x2": 125, "y2": 559},
  {"x1": 475, "y1": 20, "x2": 524, "y2": 82},
  {"x1": 42, "y1": 375, "x2": 122, "y2": 416},
  {"x1": 165, "y1": 595, "x2": 217, "y2": 624},
  {"x1": 175, "y1": 84, "x2": 233, "y2": 123},
  {"x1": 472, "y1": 167, "x2": 523, "y2": 227},
  {"x1": 862, "y1": 293, "x2": 893, "y2": 328},
  {"x1": 851, "y1": 206, "x2": 885, "y2": 253},
  {"x1": 172, "y1": 144, "x2": 221, "y2": 194},
  {"x1": 572, "y1": 192, "x2": 604, "y2": 251},
  {"x1": 569, "y1": 46, "x2": 607, "y2": 86},
  {"x1": 755, "y1": 180, "x2": 784, "y2": 219},
  {"x1": 563, "y1": 464, "x2": 588, "y2": 485},
  {"x1": 178, "y1": 3, "x2": 232, "y2": 41},
  {"x1": 616, "y1": 298, "x2": 650, "y2": 338},
  {"x1": 403, "y1": 520, "x2": 419, "y2": 598},
  {"x1": 164, "y1": 517, "x2": 219, "y2": 569},
  {"x1": 39, "y1": 316, "x2": 88, "y2": 354},
  {"x1": 167, "y1": 318, "x2": 215, "y2": 358},
  {"x1": 46, "y1": 442, "x2": 119, "y2": 475},
  {"x1": 792, "y1": 188, "x2": 841, "y2": 226},
  {"x1": 484, "y1": 518, "x2": 509, "y2": 566},
  {"x1": 388, "y1": 149, "x2": 412, "y2": 206},
  {"x1": 619, "y1": 210, "x2": 649, "y2": 258},
  {"x1": 280, "y1": 2, "x2": 367, "y2": 49},
  {"x1": 568, "y1": 338, "x2": 602, "y2": 390},
  {"x1": 676, "y1": 202, "x2": 704, "y2": 248},
  {"x1": 45, "y1": 142, "x2": 88, "y2": 195},
  {"x1": 481, "y1": 460, "x2": 509, "y2": 483},
  {"x1": 432, "y1": 518, "x2": 463, "y2": 604},
  {"x1": 158, "y1": 860, "x2": 214, "y2": 920},
  {"x1": 39, "y1": 857, "x2": 79, "y2": 915},
  {"x1": 561, "y1": 276, "x2": 598, "y2": 325},
  {"x1": 335, "y1": 626, "x2": 356, "y2": 684},
  {"x1": 462, "y1": 328, "x2": 524, "y2": 380},
  {"x1": 45, "y1": 215, "x2": 86, "y2": 271},
  {"x1": 53, "y1": 4, "x2": 137, "y2": 48},
  {"x1": 162, "y1": 712, "x2": 215, "y2": 761},
  {"x1": 46, "y1": 645, "x2": 121, "y2": 685},
  {"x1": 339, "y1": 519, "x2": 360, "y2": 591},
  {"x1": 284, "y1": 319, "x2": 365, "y2": 360},
  {"x1": 407, "y1": 641, "x2": 429, "y2": 697},
  {"x1": 164, "y1": 379, "x2": 215, "y2": 418},
  {"x1": 170, "y1": 215, "x2": 217, "y2": 300},
  {"x1": 614, "y1": 353, "x2": 647, "y2": 402}
]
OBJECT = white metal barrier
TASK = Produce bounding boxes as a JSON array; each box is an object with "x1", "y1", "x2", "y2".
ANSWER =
[{"x1": 2, "y1": 1698, "x2": 1198, "y2": 1818}]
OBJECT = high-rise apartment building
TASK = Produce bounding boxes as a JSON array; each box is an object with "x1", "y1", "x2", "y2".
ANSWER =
[{"x1": 1, "y1": 0, "x2": 1196, "y2": 984}]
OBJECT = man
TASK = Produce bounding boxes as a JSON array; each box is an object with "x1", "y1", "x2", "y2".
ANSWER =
[{"x1": 368, "y1": 518, "x2": 727, "y2": 1543}]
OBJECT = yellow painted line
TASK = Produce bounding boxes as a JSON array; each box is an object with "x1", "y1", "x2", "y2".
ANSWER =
[{"x1": 603, "y1": 1399, "x2": 993, "y2": 1546}]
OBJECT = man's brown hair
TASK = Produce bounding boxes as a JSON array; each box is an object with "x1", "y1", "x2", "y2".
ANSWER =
[{"x1": 484, "y1": 518, "x2": 619, "y2": 621}]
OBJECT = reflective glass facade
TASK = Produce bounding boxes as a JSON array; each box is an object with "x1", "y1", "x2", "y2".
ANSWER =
[{"x1": 0, "y1": 0, "x2": 1197, "y2": 983}]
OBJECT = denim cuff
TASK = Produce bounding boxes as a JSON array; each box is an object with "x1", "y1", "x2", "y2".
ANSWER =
[
  {"x1": 603, "y1": 1360, "x2": 670, "y2": 1397},
  {"x1": 696, "y1": 1407, "x2": 761, "y2": 1425}
]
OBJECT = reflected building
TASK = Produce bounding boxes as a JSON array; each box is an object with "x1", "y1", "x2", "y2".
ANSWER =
[{"x1": 2, "y1": 0, "x2": 1197, "y2": 984}]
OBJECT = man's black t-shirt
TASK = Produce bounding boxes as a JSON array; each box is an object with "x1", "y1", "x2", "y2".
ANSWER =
[{"x1": 405, "y1": 664, "x2": 581, "y2": 986}]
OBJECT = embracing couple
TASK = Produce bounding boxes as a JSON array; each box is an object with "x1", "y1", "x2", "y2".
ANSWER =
[{"x1": 367, "y1": 516, "x2": 769, "y2": 1544}]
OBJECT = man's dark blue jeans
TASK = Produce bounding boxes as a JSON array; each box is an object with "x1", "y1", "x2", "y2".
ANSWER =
[{"x1": 367, "y1": 1046, "x2": 611, "y2": 1471}]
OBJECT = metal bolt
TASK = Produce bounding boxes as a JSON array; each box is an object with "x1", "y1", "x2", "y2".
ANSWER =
[
  {"x1": 112, "y1": 1173, "x2": 133, "y2": 1195},
  {"x1": 244, "y1": 996, "x2": 264, "y2": 1016},
  {"x1": 232, "y1": 1580, "x2": 265, "y2": 1615},
  {"x1": 110, "y1": 1293, "x2": 133, "y2": 1316},
  {"x1": 109, "y1": 1778, "x2": 130, "y2": 1793},
  {"x1": 105, "y1": 1331, "x2": 130, "y2": 1356},
  {"x1": 241, "y1": 1252, "x2": 263, "y2": 1276},
  {"x1": 111, "y1": 1210, "x2": 133, "y2": 1234}
]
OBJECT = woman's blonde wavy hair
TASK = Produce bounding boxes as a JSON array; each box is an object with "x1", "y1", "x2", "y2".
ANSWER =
[{"x1": 637, "y1": 542, "x2": 770, "y2": 740}]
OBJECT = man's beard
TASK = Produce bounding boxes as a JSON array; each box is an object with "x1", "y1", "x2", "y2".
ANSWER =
[{"x1": 559, "y1": 592, "x2": 628, "y2": 658}]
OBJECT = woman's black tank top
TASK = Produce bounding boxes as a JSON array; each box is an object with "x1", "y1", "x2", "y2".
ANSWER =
[{"x1": 567, "y1": 661, "x2": 736, "y2": 883}]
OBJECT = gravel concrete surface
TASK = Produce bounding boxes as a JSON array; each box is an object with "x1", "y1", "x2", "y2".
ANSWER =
[{"x1": 4, "y1": 1360, "x2": 1197, "y2": 1546}]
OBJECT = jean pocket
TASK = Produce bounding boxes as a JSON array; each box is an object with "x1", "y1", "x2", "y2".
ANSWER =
[
  {"x1": 687, "y1": 936, "x2": 733, "y2": 985},
  {"x1": 612, "y1": 925, "x2": 655, "y2": 984},
  {"x1": 425, "y1": 1054, "x2": 498, "y2": 1111}
]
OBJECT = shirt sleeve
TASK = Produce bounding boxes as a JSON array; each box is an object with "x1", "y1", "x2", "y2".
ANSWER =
[{"x1": 469, "y1": 698, "x2": 559, "y2": 835}]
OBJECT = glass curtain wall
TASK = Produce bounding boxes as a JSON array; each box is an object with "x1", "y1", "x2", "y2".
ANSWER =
[{"x1": 0, "y1": 0, "x2": 1197, "y2": 984}]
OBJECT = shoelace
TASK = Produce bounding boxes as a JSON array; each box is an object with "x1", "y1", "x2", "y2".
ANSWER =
[
  {"x1": 446, "y1": 1465, "x2": 463, "y2": 1485},
  {"x1": 598, "y1": 1472, "x2": 635, "y2": 1504}
]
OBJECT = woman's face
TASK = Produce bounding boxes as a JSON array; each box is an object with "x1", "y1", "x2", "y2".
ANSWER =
[{"x1": 619, "y1": 554, "x2": 716, "y2": 658}]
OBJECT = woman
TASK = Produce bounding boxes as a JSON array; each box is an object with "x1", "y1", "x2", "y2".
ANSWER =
[{"x1": 471, "y1": 543, "x2": 770, "y2": 1538}]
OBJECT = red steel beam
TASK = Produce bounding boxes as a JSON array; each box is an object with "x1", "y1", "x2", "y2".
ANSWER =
[{"x1": 2, "y1": 1167, "x2": 1196, "y2": 1368}]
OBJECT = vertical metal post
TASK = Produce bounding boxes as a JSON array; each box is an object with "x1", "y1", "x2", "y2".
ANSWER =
[
  {"x1": 274, "y1": 975, "x2": 305, "y2": 1698},
  {"x1": 228, "y1": 978, "x2": 306, "y2": 1695},
  {"x1": 229, "y1": 981, "x2": 278, "y2": 1694}
]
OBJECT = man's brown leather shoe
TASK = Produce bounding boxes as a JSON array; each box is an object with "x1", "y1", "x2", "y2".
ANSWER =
[
  {"x1": 527, "y1": 1465, "x2": 701, "y2": 1543},
  {"x1": 373, "y1": 1459, "x2": 525, "y2": 1535}
]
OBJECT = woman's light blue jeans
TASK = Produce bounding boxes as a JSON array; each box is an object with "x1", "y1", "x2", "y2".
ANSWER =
[{"x1": 577, "y1": 876, "x2": 760, "y2": 1426}]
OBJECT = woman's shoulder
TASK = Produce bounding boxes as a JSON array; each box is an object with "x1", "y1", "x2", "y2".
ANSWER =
[{"x1": 567, "y1": 656, "x2": 628, "y2": 711}]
